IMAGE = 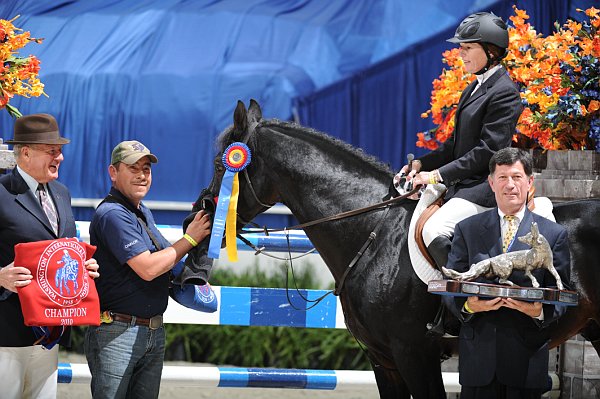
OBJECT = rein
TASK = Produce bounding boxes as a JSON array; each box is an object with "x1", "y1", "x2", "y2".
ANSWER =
[
  {"x1": 240, "y1": 186, "x2": 421, "y2": 234},
  {"x1": 236, "y1": 186, "x2": 421, "y2": 297}
]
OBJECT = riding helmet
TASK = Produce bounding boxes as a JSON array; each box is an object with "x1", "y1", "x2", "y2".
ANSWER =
[{"x1": 447, "y1": 12, "x2": 509, "y2": 49}]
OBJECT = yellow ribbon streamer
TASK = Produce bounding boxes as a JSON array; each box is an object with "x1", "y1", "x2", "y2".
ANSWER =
[{"x1": 225, "y1": 172, "x2": 240, "y2": 261}]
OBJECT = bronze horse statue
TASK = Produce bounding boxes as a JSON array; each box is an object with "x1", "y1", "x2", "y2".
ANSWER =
[{"x1": 191, "y1": 99, "x2": 600, "y2": 398}]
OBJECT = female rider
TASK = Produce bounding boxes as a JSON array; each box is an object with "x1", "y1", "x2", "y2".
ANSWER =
[{"x1": 395, "y1": 12, "x2": 523, "y2": 268}]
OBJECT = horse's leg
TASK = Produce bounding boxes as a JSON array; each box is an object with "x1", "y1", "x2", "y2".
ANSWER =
[
  {"x1": 391, "y1": 337, "x2": 446, "y2": 399},
  {"x1": 580, "y1": 321, "x2": 600, "y2": 358},
  {"x1": 549, "y1": 300, "x2": 596, "y2": 349},
  {"x1": 372, "y1": 364, "x2": 410, "y2": 399}
]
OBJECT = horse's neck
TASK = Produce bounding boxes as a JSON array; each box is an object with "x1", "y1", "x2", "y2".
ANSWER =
[
  {"x1": 257, "y1": 127, "x2": 397, "y2": 280},
  {"x1": 259, "y1": 128, "x2": 390, "y2": 223}
]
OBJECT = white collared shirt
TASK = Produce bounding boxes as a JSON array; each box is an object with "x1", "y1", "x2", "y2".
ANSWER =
[
  {"x1": 497, "y1": 205, "x2": 526, "y2": 246},
  {"x1": 470, "y1": 64, "x2": 502, "y2": 96},
  {"x1": 16, "y1": 166, "x2": 58, "y2": 214}
]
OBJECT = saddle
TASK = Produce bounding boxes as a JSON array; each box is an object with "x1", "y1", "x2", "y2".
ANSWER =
[{"x1": 415, "y1": 186, "x2": 540, "y2": 271}]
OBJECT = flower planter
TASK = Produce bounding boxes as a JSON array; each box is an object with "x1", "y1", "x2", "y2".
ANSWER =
[{"x1": 532, "y1": 150, "x2": 600, "y2": 202}]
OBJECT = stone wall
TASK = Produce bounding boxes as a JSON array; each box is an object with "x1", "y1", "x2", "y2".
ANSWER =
[
  {"x1": 561, "y1": 336, "x2": 600, "y2": 398},
  {"x1": 533, "y1": 150, "x2": 600, "y2": 202},
  {"x1": 0, "y1": 139, "x2": 15, "y2": 170}
]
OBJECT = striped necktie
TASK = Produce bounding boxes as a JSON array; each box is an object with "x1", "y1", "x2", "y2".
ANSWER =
[
  {"x1": 503, "y1": 215, "x2": 518, "y2": 253},
  {"x1": 37, "y1": 184, "x2": 58, "y2": 235}
]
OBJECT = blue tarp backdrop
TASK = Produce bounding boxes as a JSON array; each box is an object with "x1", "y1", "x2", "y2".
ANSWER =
[{"x1": 0, "y1": 0, "x2": 595, "y2": 225}]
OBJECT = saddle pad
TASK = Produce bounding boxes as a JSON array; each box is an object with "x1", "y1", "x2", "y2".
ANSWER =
[
  {"x1": 16, "y1": 238, "x2": 100, "y2": 326},
  {"x1": 408, "y1": 184, "x2": 445, "y2": 284}
]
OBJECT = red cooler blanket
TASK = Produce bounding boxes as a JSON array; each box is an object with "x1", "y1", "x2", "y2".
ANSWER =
[{"x1": 15, "y1": 238, "x2": 100, "y2": 326}]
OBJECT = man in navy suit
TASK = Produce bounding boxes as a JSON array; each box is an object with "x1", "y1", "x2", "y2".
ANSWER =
[
  {"x1": 444, "y1": 147, "x2": 571, "y2": 398},
  {"x1": 0, "y1": 114, "x2": 99, "y2": 399}
]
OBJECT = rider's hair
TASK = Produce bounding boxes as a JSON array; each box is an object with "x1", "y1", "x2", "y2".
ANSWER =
[{"x1": 489, "y1": 147, "x2": 533, "y2": 176}]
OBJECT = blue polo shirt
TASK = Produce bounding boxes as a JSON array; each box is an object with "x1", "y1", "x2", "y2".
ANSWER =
[{"x1": 90, "y1": 188, "x2": 171, "y2": 318}]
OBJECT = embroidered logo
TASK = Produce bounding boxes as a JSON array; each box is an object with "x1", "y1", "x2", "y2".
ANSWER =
[
  {"x1": 131, "y1": 142, "x2": 146, "y2": 151},
  {"x1": 195, "y1": 284, "x2": 216, "y2": 304},
  {"x1": 37, "y1": 240, "x2": 89, "y2": 307}
]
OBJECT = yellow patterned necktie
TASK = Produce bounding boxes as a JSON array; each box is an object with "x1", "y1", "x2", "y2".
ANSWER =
[{"x1": 503, "y1": 215, "x2": 518, "y2": 253}]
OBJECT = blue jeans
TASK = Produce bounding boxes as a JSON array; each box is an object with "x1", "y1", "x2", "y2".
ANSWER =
[{"x1": 84, "y1": 320, "x2": 165, "y2": 399}]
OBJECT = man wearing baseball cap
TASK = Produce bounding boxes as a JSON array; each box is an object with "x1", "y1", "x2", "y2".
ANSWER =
[
  {"x1": 0, "y1": 113, "x2": 100, "y2": 399},
  {"x1": 85, "y1": 140, "x2": 211, "y2": 398}
]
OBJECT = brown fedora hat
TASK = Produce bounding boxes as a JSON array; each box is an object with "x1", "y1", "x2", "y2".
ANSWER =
[{"x1": 6, "y1": 113, "x2": 70, "y2": 145}]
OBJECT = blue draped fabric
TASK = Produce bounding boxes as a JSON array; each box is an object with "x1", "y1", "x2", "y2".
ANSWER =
[
  {"x1": 294, "y1": 0, "x2": 594, "y2": 171},
  {"x1": 0, "y1": 0, "x2": 495, "y2": 204},
  {"x1": 0, "y1": 0, "x2": 594, "y2": 226}
]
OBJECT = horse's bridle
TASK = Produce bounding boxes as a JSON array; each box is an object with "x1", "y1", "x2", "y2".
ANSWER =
[
  {"x1": 237, "y1": 166, "x2": 421, "y2": 295},
  {"x1": 234, "y1": 122, "x2": 421, "y2": 295}
]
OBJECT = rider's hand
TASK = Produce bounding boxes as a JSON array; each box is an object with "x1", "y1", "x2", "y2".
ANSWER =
[
  {"x1": 184, "y1": 210, "x2": 211, "y2": 244},
  {"x1": 0, "y1": 262, "x2": 33, "y2": 293},
  {"x1": 412, "y1": 171, "x2": 431, "y2": 187},
  {"x1": 502, "y1": 298, "x2": 543, "y2": 318},
  {"x1": 393, "y1": 160, "x2": 422, "y2": 185}
]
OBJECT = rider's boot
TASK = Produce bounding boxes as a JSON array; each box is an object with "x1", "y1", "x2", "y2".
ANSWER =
[
  {"x1": 427, "y1": 235, "x2": 451, "y2": 269},
  {"x1": 426, "y1": 235, "x2": 453, "y2": 338}
]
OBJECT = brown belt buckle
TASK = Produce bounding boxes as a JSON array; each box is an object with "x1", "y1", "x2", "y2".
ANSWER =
[{"x1": 149, "y1": 315, "x2": 163, "y2": 330}]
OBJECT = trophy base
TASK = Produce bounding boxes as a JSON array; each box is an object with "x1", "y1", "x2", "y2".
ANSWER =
[{"x1": 428, "y1": 280, "x2": 579, "y2": 306}]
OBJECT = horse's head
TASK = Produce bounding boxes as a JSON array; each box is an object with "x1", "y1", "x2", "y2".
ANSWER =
[{"x1": 205, "y1": 99, "x2": 279, "y2": 229}]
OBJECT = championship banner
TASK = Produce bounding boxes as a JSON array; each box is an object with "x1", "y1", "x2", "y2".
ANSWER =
[
  {"x1": 16, "y1": 238, "x2": 100, "y2": 327},
  {"x1": 208, "y1": 142, "x2": 251, "y2": 261}
]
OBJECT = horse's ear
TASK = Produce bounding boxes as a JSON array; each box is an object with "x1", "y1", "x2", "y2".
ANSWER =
[
  {"x1": 232, "y1": 100, "x2": 248, "y2": 141},
  {"x1": 248, "y1": 99, "x2": 263, "y2": 123}
]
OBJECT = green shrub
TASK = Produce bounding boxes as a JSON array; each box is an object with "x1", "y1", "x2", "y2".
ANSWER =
[{"x1": 164, "y1": 262, "x2": 370, "y2": 369}]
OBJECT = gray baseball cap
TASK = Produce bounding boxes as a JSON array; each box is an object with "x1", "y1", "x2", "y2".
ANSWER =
[{"x1": 111, "y1": 140, "x2": 158, "y2": 165}]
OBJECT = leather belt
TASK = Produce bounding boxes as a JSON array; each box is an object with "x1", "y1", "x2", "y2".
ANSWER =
[{"x1": 109, "y1": 312, "x2": 163, "y2": 330}]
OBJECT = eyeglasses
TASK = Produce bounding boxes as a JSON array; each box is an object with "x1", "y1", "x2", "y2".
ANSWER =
[{"x1": 28, "y1": 145, "x2": 63, "y2": 158}]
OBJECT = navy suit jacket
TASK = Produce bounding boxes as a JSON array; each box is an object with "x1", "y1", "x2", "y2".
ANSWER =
[
  {"x1": 0, "y1": 168, "x2": 76, "y2": 347},
  {"x1": 444, "y1": 208, "x2": 571, "y2": 389},
  {"x1": 419, "y1": 67, "x2": 522, "y2": 207}
]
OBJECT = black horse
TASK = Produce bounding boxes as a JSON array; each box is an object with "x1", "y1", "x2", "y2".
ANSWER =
[{"x1": 193, "y1": 99, "x2": 600, "y2": 398}]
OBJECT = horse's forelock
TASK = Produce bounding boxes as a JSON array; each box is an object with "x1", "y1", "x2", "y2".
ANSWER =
[{"x1": 215, "y1": 124, "x2": 259, "y2": 153}]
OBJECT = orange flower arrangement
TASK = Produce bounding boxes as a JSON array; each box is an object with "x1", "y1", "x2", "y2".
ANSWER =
[
  {"x1": 0, "y1": 16, "x2": 45, "y2": 118},
  {"x1": 417, "y1": 6, "x2": 600, "y2": 152}
]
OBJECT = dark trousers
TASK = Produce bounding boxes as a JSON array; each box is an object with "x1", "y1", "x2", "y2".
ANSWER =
[{"x1": 460, "y1": 376, "x2": 543, "y2": 399}]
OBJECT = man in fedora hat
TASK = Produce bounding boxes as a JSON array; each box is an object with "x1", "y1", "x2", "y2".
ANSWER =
[{"x1": 0, "y1": 113, "x2": 100, "y2": 399}]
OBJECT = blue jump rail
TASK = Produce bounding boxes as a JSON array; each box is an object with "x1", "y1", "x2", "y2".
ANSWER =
[{"x1": 75, "y1": 221, "x2": 315, "y2": 253}]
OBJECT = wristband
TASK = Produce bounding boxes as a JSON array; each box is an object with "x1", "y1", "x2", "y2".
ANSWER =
[
  {"x1": 429, "y1": 170, "x2": 439, "y2": 185},
  {"x1": 463, "y1": 301, "x2": 475, "y2": 314},
  {"x1": 183, "y1": 233, "x2": 198, "y2": 247}
]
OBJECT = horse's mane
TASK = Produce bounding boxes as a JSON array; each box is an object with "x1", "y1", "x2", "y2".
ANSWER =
[{"x1": 216, "y1": 118, "x2": 394, "y2": 175}]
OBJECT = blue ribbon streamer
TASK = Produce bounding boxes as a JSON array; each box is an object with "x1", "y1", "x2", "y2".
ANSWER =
[{"x1": 208, "y1": 170, "x2": 235, "y2": 259}]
